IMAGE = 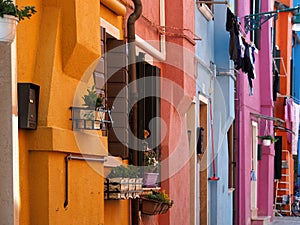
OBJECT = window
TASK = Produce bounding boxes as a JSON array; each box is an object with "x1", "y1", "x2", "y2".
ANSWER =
[
  {"x1": 136, "y1": 54, "x2": 161, "y2": 166},
  {"x1": 250, "y1": 0, "x2": 261, "y2": 49}
]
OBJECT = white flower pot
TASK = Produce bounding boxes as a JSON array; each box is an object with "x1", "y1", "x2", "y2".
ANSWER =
[
  {"x1": 143, "y1": 172, "x2": 159, "y2": 187},
  {"x1": 263, "y1": 139, "x2": 271, "y2": 146},
  {"x1": 0, "y1": 15, "x2": 18, "y2": 43}
]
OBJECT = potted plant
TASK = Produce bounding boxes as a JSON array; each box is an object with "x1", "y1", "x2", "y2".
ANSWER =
[
  {"x1": 82, "y1": 85, "x2": 103, "y2": 109},
  {"x1": 105, "y1": 165, "x2": 130, "y2": 199},
  {"x1": 143, "y1": 147, "x2": 160, "y2": 187},
  {"x1": 0, "y1": 0, "x2": 36, "y2": 43},
  {"x1": 257, "y1": 135, "x2": 278, "y2": 146},
  {"x1": 142, "y1": 130, "x2": 160, "y2": 187},
  {"x1": 141, "y1": 189, "x2": 174, "y2": 215},
  {"x1": 105, "y1": 165, "x2": 142, "y2": 200},
  {"x1": 81, "y1": 85, "x2": 104, "y2": 128}
]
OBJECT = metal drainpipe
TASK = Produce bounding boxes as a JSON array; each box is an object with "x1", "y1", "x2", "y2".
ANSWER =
[{"x1": 127, "y1": 1, "x2": 142, "y2": 225}]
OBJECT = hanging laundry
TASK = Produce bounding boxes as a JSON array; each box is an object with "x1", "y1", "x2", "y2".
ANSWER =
[
  {"x1": 226, "y1": 8, "x2": 240, "y2": 65},
  {"x1": 292, "y1": 102, "x2": 300, "y2": 155},
  {"x1": 226, "y1": 8, "x2": 257, "y2": 96},
  {"x1": 284, "y1": 97, "x2": 294, "y2": 144},
  {"x1": 241, "y1": 38, "x2": 255, "y2": 95}
]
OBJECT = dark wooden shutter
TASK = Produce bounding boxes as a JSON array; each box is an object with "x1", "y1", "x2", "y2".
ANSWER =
[
  {"x1": 106, "y1": 39, "x2": 129, "y2": 158},
  {"x1": 274, "y1": 136, "x2": 282, "y2": 179},
  {"x1": 94, "y1": 27, "x2": 106, "y2": 96}
]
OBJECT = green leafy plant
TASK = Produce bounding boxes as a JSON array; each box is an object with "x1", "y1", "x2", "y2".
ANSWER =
[
  {"x1": 257, "y1": 135, "x2": 278, "y2": 143},
  {"x1": 107, "y1": 165, "x2": 141, "y2": 178},
  {"x1": 82, "y1": 85, "x2": 103, "y2": 109},
  {"x1": 146, "y1": 190, "x2": 174, "y2": 207},
  {"x1": 0, "y1": 0, "x2": 36, "y2": 21}
]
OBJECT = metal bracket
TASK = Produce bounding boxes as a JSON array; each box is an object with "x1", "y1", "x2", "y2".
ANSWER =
[
  {"x1": 244, "y1": 11, "x2": 278, "y2": 34},
  {"x1": 250, "y1": 112, "x2": 284, "y2": 125},
  {"x1": 244, "y1": 5, "x2": 300, "y2": 34},
  {"x1": 64, "y1": 154, "x2": 107, "y2": 208}
]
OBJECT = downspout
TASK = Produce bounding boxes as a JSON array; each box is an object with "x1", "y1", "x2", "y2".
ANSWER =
[{"x1": 127, "y1": 1, "x2": 142, "y2": 225}]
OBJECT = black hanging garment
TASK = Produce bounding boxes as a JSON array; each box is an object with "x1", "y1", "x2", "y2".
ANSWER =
[
  {"x1": 241, "y1": 40, "x2": 255, "y2": 95},
  {"x1": 226, "y1": 8, "x2": 240, "y2": 65}
]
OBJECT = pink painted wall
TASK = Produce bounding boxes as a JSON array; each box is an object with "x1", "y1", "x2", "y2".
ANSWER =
[
  {"x1": 160, "y1": 0, "x2": 195, "y2": 224},
  {"x1": 236, "y1": 0, "x2": 274, "y2": 224},
  {"x1": 134, "y1": 0, "x2": 195, "y2": 224},
  {"x1": 257, "y1": 0, "x2": 275, "y2": 219}
]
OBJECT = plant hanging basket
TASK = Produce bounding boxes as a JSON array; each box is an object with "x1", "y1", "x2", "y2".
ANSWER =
[
  {"x1": 0, "y1": 15, "x2": 18, "y2": 43},
  {"x1": 263, "y1": 139, "x2": 271, "y2": 146},
  {"x1": 140, "y1": 198, "x2": 162, "y2": 215}
]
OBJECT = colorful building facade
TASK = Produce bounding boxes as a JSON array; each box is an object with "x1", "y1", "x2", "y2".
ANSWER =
[
  {"x1": 195, "y1": 1, "x2": 235, "y2": 224},
  {"x1": 1, "y1": 0, "x2": 128, "y2": 224},
  {"x1": 2, "y1": 0, "x2": 299, "y2": 225},
  {"x1": 236, "y1": 0, "x2": 274, "y2": 224},
  {"x1": 0, "y1": 0, "x2": 197, "y2": 224},
  {"x1": 273, "y1": 0, "x2": 298, "y2": 217},
  {"x1": 292, "y1": 0, "x2": 300, "y2": 190}
]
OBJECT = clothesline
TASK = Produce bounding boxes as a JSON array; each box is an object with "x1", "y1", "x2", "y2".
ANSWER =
[{"x1": 277, "y1": 94, "x2": 300, "y2": 105}]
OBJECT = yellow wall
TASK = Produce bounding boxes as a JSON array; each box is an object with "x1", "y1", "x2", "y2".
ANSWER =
[
  {"x1": 16, "y1": 0, "x2": 121, "y2": 224},
  {"x1": 16, "y1": 0, "x2": 129, "y2": 225},
  {"x1": 29, "y1": 151, "x2": 105, "y2": 225},
  {"x1": 104, "y1": 201, "x2": 130, "y2": 225},
  {"x1": 17, "y1": 0, "x2": 128, "y2": 224}
]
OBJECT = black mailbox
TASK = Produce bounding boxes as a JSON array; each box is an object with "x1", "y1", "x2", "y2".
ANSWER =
[{"x1": 18, "y1": 83, "x2": 40, "y2": 130}]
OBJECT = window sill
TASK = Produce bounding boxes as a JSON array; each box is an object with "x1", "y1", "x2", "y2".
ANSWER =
[{"x1": 197, "y1": 3, "x2": 214, "y2": 21}]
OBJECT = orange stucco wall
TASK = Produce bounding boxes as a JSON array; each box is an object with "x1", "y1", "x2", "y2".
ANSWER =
[
  {"x1": 16, "y1": 0, "x2": 128, "y2": 224},
  {"x1": 276, "y1": 12, "x2": 293, "y2": 96},
  {"x1": 273, "y1": 0, "x2": 294, "y2": 213}
]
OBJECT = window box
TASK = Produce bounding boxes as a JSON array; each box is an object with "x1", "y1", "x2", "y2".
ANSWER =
[{"x1": 70, "y1": 106, "x2": 112, "y2": 131}]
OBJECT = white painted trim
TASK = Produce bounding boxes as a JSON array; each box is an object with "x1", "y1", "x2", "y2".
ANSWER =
[
  {"x1": 134, "y1": 0, "x2": 166, "y2": 61},
  {"x1": 100, "y1": 17, "x2": 121, "y2": 39},
  {"x1": 195, "y1": 56, "x2": 213, "y2": 75},
  {"x1": 228, "y1": 188, "x2": 235, "y2": 194},
  {"x1": 251, "y1": 121, "x2": 258, "y2": 212},
  {"x1": 198, "y1": 93, "x2": 209, "y2": 105},
  {"x1": 196, "y1": 3, "x2": 214, "y2": 21}
]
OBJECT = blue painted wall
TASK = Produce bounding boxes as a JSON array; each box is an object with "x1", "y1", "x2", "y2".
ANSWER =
[
  {"x1": 293, "y1": 0, "x2": 300, "y2": 187},
  {"x1": 195, "y1": 1, "x2": 235, "y2": 224}
]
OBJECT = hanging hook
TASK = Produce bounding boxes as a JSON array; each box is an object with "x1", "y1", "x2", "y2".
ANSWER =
[{"x1": 264, "y1": 120, "x2": 269, "y2": 136}]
